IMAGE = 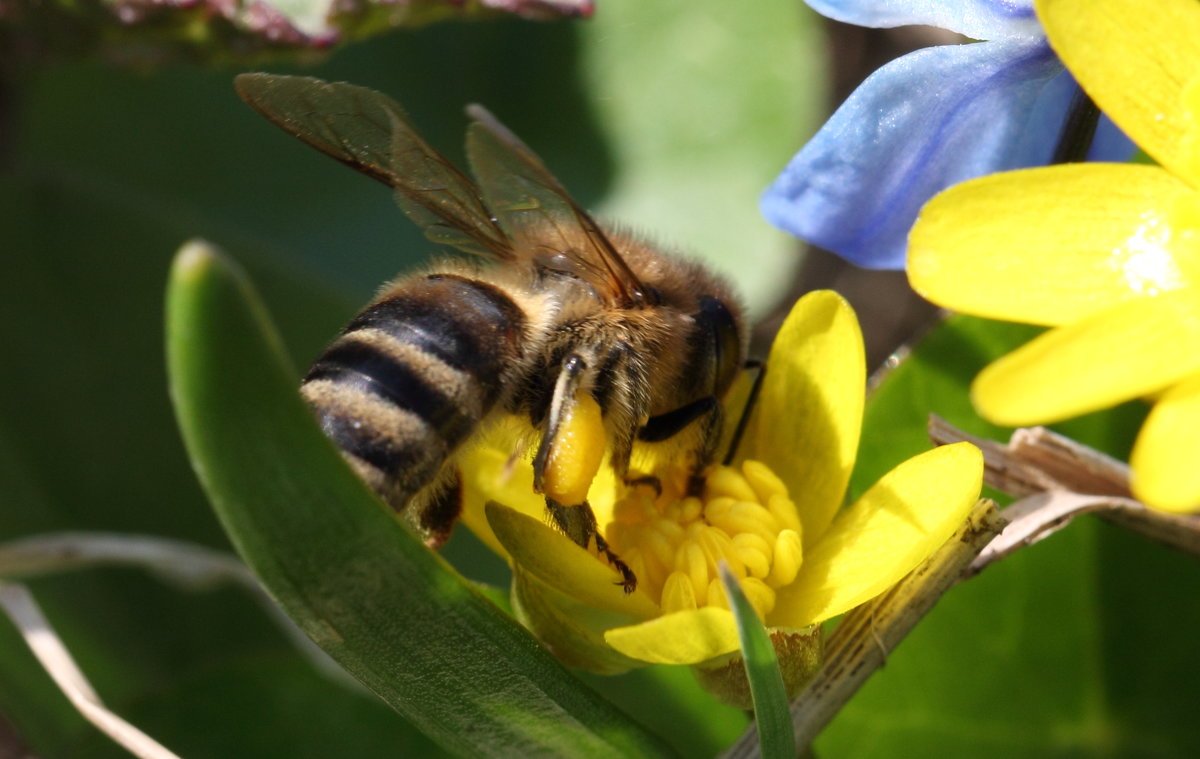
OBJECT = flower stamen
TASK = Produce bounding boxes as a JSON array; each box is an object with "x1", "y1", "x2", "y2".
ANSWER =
[{"x1": 605, "y1": 460, "x2": 804, "y2": 619}]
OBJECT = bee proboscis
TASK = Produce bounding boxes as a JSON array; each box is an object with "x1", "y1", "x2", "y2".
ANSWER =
[{"x1": 235, "y1": 74, "x2": 747, "y2": 592}]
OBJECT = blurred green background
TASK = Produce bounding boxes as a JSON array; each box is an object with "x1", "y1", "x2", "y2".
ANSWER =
[{"x1": 3, "y1": 1, "x2": 1200, "y2": 757}]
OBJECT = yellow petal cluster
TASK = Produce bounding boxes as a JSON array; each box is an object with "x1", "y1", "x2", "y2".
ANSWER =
[
  {"x1": 908, "y1": 0, "x2": 1200, "y2": 512},
  {"x1": 461, "y1": 290, "x2": 983, "y2": 685}
]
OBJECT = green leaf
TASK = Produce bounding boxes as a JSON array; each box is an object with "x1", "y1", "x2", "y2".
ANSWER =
[
  {"x1": 577, "y1": 665, "x2": 749, "y2": 759},
  {"x1": 719, "y1": 564, "x2": 794, "y2": 759},
  {"x1": 165, "y1": 240, "x2": 674, "y2": 759}
]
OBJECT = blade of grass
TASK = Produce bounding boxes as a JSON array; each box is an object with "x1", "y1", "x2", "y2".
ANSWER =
[
  {"x1": 720, "y1": 563, "x2": 795, "y2": 759},
  {"x1": 165, "y1": 239, "x2": 674, "y2": 759}
]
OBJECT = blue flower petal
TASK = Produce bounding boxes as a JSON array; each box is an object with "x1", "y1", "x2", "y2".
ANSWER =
[
  {"x1": 806, "y1": 0, "x2": 1039, "y2": 40},
  {"x1": 762, "y1": 38, "x2": 1112, "y2": 269},
  {"x1": 1088, "y1": 115, "x2": 1134, "y2": 163}
]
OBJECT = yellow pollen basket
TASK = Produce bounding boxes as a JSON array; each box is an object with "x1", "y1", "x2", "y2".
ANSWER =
[
  {"x1": 605, "y1": 460, "x2": 804, "y2": 621},
  {"x1": 541, "y1": 393, "x2": 606, "y2": 507}
]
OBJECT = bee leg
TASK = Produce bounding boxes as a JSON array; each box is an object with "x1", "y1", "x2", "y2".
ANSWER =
[
  {"x1": 637, "y1": 397, "x2": 720, "y2": 443},
  {"x1": 546, "y1": 497, "x2": 637, "y2": 594},
  {"x1": 721, "y1": 360, "x2": 766, "y2": 466},
  {"x1": 418, "y1": 469, "x2": 463, "y2": 550},
  {"x1": 532, "y1": 353, "x2": 589, "y2": 497},
  {"x1": 533, "y1": 353, "x2": 638, "y2": 593},
  {"x1": 637, "y1": 397, "x2": 724, "y2": 496},
  {"x1": 623, "y1": 474, "x2": 663, "y2": 497}
]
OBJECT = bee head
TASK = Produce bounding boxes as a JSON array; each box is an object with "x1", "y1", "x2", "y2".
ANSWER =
[{"x1": 689, "y1": 294, "x2": 745, "y2": 401}]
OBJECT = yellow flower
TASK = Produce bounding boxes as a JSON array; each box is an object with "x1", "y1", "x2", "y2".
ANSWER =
[
  {"x1": 455, "y1": 290, "x2": 983, "y2": 702},
  {"x1": 908, "y1": 0, "x2": 1200, "y2": 512}
]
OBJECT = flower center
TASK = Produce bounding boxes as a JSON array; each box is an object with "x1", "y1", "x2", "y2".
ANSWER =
[{"x1": 604, "y1": 460, "x2": 804, "y2": 620}]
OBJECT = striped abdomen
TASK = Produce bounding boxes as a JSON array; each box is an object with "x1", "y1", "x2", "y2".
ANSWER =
[{"x1": 300, "y1": 273, "x2": 526, "y2": 544}]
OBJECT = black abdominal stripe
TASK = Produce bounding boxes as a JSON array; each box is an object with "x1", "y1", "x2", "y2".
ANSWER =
[{"x1": 300, "y1": 274, "x2": 525, "y2": 510}]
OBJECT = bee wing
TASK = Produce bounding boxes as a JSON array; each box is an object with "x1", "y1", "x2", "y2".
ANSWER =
[
  {"x1": 234, "y1": 73, "x2": 513, "y2": 260},
  {"x1": 465, "y1": 105, "x2": 647, "y2": 307}
]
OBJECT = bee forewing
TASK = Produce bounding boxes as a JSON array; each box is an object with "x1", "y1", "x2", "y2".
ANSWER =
[
  {"x1": 235, "y1": 73, "x2": 406, "y2": 188},
  {"x1": 234, "y1": 73, "x2": 511, "y2": 260},
  {"x1": 464, "y1": 105, "x2": 647, "y2": 306}
]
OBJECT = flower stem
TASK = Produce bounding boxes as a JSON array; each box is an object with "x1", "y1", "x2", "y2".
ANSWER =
[{"x1": 1051, "y1": 85, "x2": 1101, "y2": 164}]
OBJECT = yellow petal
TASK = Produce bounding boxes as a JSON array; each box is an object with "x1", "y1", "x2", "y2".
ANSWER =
[
  {"x1": 770, "y1": 442, "x2": 982, "y2": 629},
  {"x1": 1130, "y1": 370, "x2": 1200, "y2": 513},
  {"x1": 715, "y1": 365, "x2": 760, "y2": 460},
  {"x1": 604, "y1": 607, "x2": 741, "y2": 665},
  {"x1": 972, "y1": 290, "x2": 1200, "y2": 426},
  {"x1": 484, "y1": 502, "x2": 660, "y2": 619},
  {"x1": 742, "y1": 290, "x2": 864, "y2": 545},
  {"x1": 1037, "y1": 0, "x2": 1200, "y2": 185},
  {"x1": 909, "y1": 164, "x2": 1200, "y2": 326},
  {"x1": 511, "y1": 568, "x2": 646, "y2": 674},
  {"x1": 459, "y1": 436, "x2": 542, "y2": 560}
]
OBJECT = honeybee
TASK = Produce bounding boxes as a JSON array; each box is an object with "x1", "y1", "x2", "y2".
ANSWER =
[{"x1": 235, "y1": 74, "x2": 747, "y2": 591}]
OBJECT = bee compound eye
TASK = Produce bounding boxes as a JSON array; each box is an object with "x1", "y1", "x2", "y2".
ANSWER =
[{"x1": 694, "y1": 295, "x2": 742, "y2": 397}]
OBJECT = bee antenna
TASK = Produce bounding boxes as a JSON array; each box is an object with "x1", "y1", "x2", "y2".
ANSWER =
[{"x1": 722, "y1": 360, "x2": 766, "y2": 466}]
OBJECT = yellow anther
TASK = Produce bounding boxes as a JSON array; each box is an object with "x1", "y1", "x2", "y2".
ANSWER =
[
  {"x1": 740, "y1": 577, "x2": 777, "y2": 618},
  {"x1": 767, "y1": 493, "x2": 803, "y2": 535},
  {"x1": 707, "y1": 575, "x2": 776, "y2": 620},
  {"x1": 600, "y1": 457, "x2": 803, "y2": 615},
  {"x1": 703, "y1": 496, "x2": 737, "y2": 525},
  {"x1": 768, "y1": 529, "x2": 803, "y2": 588},
  {"x1": 541, "y1": 392, "x2": 605, "y2": 507},
  {"x1": 661, "y1": 571, "x2": 698, "y2": 613},
  {"x1": 651, "y1": 517, "x2": 685, "y2": 545},
  {"x1": 643, "y1": 524, "x2": 679, "y2": 572},
  {"x1": 742, "y1": 459, "x2": 789, "y2": 503},
  {"x1": 707, "y1": 577, "x2": 730, "y2": 610},
  {"x1": 693, "y1": 524, "x2": 743, "y2": 577},
  {"x1": 732, "y1": 532, "x2": 773, "y2": 579},
  {"x1": 675, "y1": 541, "x2": 710, "y2": 602},
  {"x1": 663, "y1": 499, "x2": 682, "y2": 522},
  {"x1": 708, "y1": 501, "x2": 780, "y2": 546},
  {"x1": 680, "y1": 496, "x2": 704, "y2": 523},
  {"x1": 704, "y1": 465, "x2": 759, "y2": 503}
]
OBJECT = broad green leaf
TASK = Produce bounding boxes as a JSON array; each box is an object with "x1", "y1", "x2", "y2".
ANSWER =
[
  {"x1": 720, "y1": 565, "x2": 794, "y2": 759},
  {"x1": 165, "y1": 240, "x2": 674, "y2": 758},
  {"x1": 577, "y1": 665, "x2": 749, "y2": 759},
  {"x1": 821, "y1": 314, "x2": 1200, "y2": 756}
]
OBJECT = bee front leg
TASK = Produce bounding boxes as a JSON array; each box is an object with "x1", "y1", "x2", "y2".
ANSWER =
[
  {"x1": 533, "y1": 353, "x2": 637, "y2": 593},
  {"x1": 638, "y1": 396, "x2": 723, "y2": 496},
  {"x1": 545, "y1": 497, "x2": 636, "y2": 593}
]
